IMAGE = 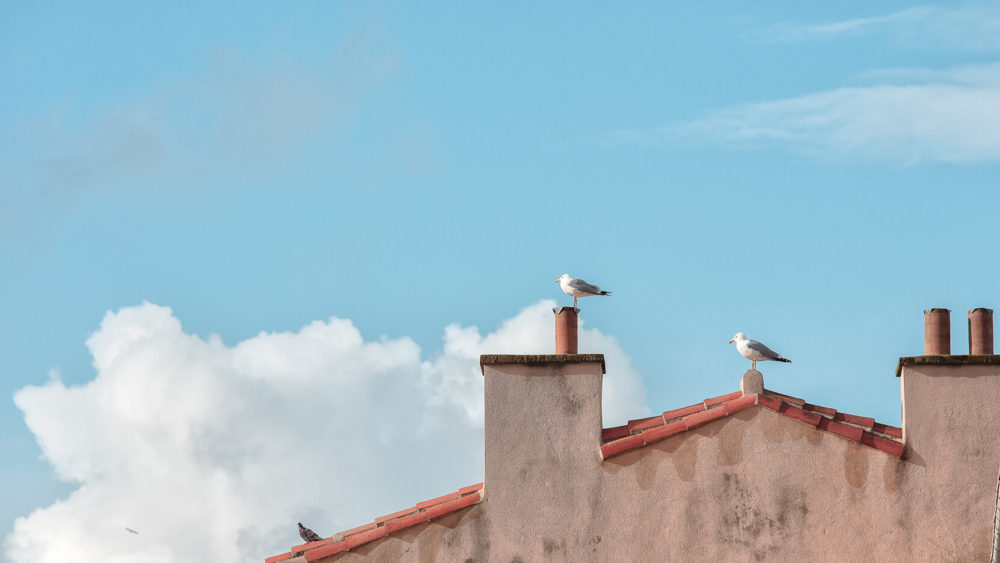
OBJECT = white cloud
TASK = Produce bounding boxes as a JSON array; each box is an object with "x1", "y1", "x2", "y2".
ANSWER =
[
  {"x1": 753, "y1": 7, "x2": 933, "y2": 42},
  {"x1": 752, "y1": 5, "x2": 1000, "y2": 52},
  {"x1": 605, "y1": 6, "x2": 1000, "y2": 165},
  {"x1": 422, "y1": 299, "x2": 649, "y2": 427},
  {"x1": 610, "y1": 62, "x2": 1000, "y2": 165},
  {"x1": 681, "y1": 81, "x2": 1000, "y2": 165},
  {"x1": 7, "y1": 301, "x2": 647, "y2": 563}
]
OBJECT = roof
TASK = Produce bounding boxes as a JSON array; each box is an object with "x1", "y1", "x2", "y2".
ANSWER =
[
  {"x1": 265, "y1": 483, "x2": 483, "y2": 563},
  {"x1": 599, "y1": 389, "x2": 903, "y2": 460}
]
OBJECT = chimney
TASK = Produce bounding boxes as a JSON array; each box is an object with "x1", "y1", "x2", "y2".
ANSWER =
[
  {"x1": 479, "y1": 354, "x2": 604, "y2": 543},
  {"x1": 924, "y1": 308, "x2": 950, "y2": 355},
  {"x1": 553, "y1": 307, "x2": 578, "y2": 354},
  {"x1": 969, "y1": 308, "x2": 994, "y2": 355}
]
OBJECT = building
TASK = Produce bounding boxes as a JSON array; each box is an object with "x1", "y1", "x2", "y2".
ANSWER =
[{"x1": 266, "y1": 308, "x2": 999, "y2": 562}]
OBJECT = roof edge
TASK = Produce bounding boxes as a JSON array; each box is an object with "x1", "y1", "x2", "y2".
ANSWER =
[
  {"x1": 265, "y1": 483, "x2": 484, "y2": 563},
  {"x1": 479, "y1": 354, "x2": 606, "y2": 375},
  {"x1": 600, "y1": 390, "x2": 903, "y2": 460},
  {"x1": 895, "y1": 354, "x2": 1000, "y2": 377}
]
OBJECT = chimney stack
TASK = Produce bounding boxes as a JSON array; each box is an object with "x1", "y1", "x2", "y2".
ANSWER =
[
  {"x1": 554, "y1": 307, "x2": 578, "y2": 354},
  {"x1": 924, "y1": 308, "x2": 950, "y2": 355},
  {"x1": 969, "y1": 308, "x2": 994, "y2": 355},
  {"x1": 480, "y1": 354, "x2": 605, "y2": 546}
]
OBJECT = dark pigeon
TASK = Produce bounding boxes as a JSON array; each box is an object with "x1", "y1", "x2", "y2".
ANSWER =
[{"x1": 298, "y1": 522, "x2": 323, "y2": 543}]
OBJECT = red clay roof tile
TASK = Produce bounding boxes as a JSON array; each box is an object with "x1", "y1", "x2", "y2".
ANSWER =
[
  {"x1": 662, "y1": 403, "x2": 705, "y2": 421},
  {"x1": 872, "y1": 422, "x2": 903, "y2": 439},
  {"x1": 601, "y1": 425, "x2": 630, "y2": 442},
  {"x1": 862, "y1": 431, "x2": 905, "y2": 456},
  {"x1": 778, "y1": 403, "x2": 822, "y2": 426},
  {"x1": 683, "y1": 404, "x2": 728, "y2": 429},
  {"x1": 292, "y1": 538, "x2": 331, "y2": 554},
  {"x1": 601, "y1": 433, "x2": 644, "y2": 459},
  {"x1": 757, "y1": 393, "x2": 782, "y2": 411},
  {"x1": 384, "y1": 511, "x2": 428, "y2": 534},
  {"x1": 627, "y1": 415, "x2": 662, "y2": 432},
  {"x1": 704, "y1": 391, "x2": 743, "y2": 408},
  {"x1": 339, "y1": 526, "x2": 389, "y2": 553},
  {"x1": 304, "y1": 538, "x2": 350, "y2": 561},
  {"x1": 803, "y1": 403, "x2": 837, "y2": 417},
  {"x1": 265, "y1": 553, "x2": 295, "y2": 563},
  {"x1": 834, "y1": 412, "x2": 875, "y2": 428},
  {"x1": 640, "y1": 420, "x2": 686, "y2": 446},
  {"x1": 631, "y1": 416, "x2": 665, "y2": 432},
  {"x1": 764, "y1": 389, "x2": 805, "y2": 407},
  {"x1": 423, "y1": 492, "x2": 480, "y2": 520},
  {"x1": 725, "y1": 394, "x2": 757, "y2": 415},
  {"x1": 416, "y1": 492, "x2": 460, "y2": 510},
  {"x1": 458, "y1": 482, "x2": 483, "y2": 495},
  {"x1": 340, "y1": 522, "x2": 376, "y2": 537},
  {"x1": 375, "y1": 507, "x2": 418, "y2": 525},
  {"x1": 818, "y1": 416, "x2": 865, "y2": 441}
]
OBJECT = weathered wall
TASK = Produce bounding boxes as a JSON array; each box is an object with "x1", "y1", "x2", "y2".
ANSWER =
[
  {"x1": 900, "y1": 362, "x2": 1000, "y2": 560},
  {"x1": 316, "y1": 358, "x2": 1000, "y2": 562}
]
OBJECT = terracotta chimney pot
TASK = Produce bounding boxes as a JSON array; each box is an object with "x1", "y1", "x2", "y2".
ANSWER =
[
  {"x1": 924, "y1": 308, "x2": 950, "y2": 355},
  {"x1": 554, "y1": 307, "x2": 579, "y2": 354},
  {"x1": 969, "y1": 308, "x2": 994, "y2": 355}
]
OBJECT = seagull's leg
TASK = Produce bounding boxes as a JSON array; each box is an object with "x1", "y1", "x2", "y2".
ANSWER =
[
  {"x1": 573, "y1": 296, "x2": 578, "y2": 308},
  {"x1": 752, "y1": 360, "x2": 756, "y2": 370}
]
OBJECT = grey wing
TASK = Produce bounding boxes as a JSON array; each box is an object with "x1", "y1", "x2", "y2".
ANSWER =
[
  {"x1": 567, "y1": 278, "x2": 604, "y2": 294},
  {"x1": 747, "y1": 340, "x2": 784, "y2": 360}
]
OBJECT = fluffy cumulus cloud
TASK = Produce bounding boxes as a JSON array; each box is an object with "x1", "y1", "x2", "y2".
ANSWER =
[{"x1": 7, "y1": 300, "x2": 647, "y2": 563}]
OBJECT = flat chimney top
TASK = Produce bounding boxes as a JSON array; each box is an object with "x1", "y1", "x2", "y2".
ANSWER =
[
  {"x1": 479, "y1": 354, "x2": 606, "y2": 375},
  {"x1": 895, "y1": 354, "x2": 1000, "y2": 377}
]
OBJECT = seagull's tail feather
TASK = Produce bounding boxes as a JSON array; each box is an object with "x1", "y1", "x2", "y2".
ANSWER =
[
  {"x1": 600, "y1": 291, "x2": 612, "y2": 296},
  {"x1": 776, "y1": 358, "x2": 791, "y2": 363}
]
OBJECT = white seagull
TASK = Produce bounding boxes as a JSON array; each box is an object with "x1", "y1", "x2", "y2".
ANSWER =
[
  {"x1": 729, "y1": 332, "x2": 791, "y2": 370},
  {"x1": 556, "y1": 274, "x2": 611, "y2": 308}
]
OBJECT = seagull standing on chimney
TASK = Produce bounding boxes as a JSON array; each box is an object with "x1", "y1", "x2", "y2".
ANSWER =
[
  {"x1": 729, "y1": 332, "x2": 791, "y2": 370},
  {"x1": 556, "y1": 274, "x2": 612, "y2": 308}
]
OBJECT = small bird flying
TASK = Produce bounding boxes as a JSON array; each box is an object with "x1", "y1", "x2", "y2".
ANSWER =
[
  {"x1": 298, "y1": 522, "x2": 323, "y2": 543},
  {"x1": 125, "y1": 527, "x2": 139, "y2": 535},
  {"x1": 729, "y1": 332, "x2": 791, "y2": 370},
  {"x1": 556, "y1": 274, "x2": 611, "y2": 308}
]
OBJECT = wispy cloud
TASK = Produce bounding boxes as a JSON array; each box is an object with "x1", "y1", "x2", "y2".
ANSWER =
[
  {"x1": 751, "y1": 4, "x2": 1000, "y2": 51},
  {"x1": 0, "y1": 31, "x2": 402, "y2": 245},
  {"x1": 608, "y1": 3, "x2": 1000, "y2": 166},
  {"x1": 6, "y1": 301, "x2": 647, "y2": 562},
  {"x1": 754, "y1": 7, "x2": 933, "y2": 42},
  {"x1": 674, "y1": 80, "x2": 1000, "y2": 165}
]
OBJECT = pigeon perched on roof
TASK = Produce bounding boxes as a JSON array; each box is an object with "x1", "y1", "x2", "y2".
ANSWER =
[
  {"x1": 556, "y1": 274, "x2": 612, "y2": 308},
  {"x1": 298, "y1": 522, "x2": 323, "y2": 543},
  {"x1": 729, "y1": 332, "x2": 791, "y2": 370}
]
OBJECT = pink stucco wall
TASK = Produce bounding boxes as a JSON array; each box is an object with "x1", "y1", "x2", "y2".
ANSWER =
[{"x1": 310, "y1": 356, "x2": 1000, "y2": 562}]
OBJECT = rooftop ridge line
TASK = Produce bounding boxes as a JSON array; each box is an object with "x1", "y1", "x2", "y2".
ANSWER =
[{"x1": 600, "y1": 389, "x2": 903, "y2": 460}]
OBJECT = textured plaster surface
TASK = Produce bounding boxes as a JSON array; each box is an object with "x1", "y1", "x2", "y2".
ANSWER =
[{"x1": 314, "y1": 358, "x2": 1000, "y2": 562}]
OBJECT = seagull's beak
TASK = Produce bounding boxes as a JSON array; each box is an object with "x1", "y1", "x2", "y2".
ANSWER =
[
  {"x1": 728, "y1": 339, "x2": 735, "y2": 344},
  {"x1": 555, "y1": 278, "x2": 560, "y2": 283}
]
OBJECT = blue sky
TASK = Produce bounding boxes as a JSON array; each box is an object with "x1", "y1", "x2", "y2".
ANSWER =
[{"x1": 3, "y1": 2, "x2": 1000, "y2": 561}]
